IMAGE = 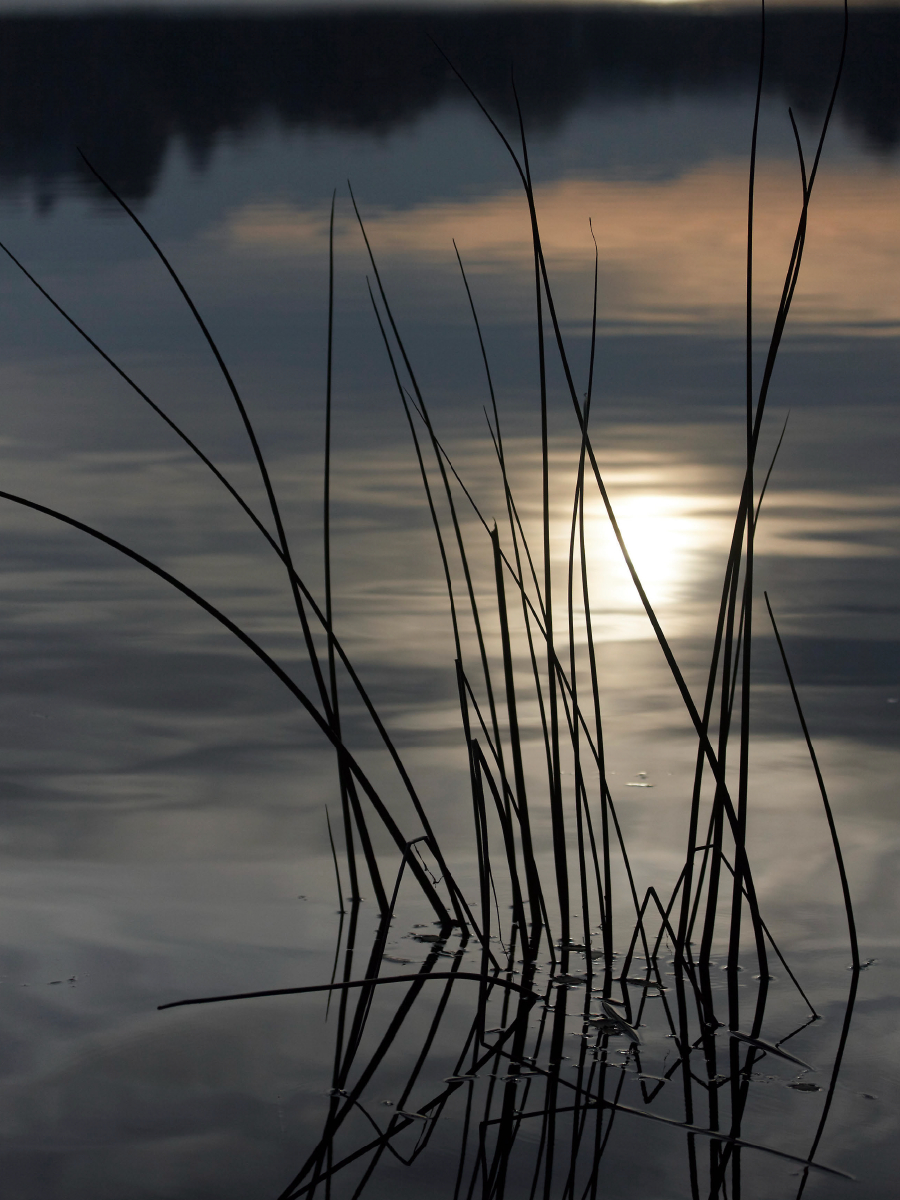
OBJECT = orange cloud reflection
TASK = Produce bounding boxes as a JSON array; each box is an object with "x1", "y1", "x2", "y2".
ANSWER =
[{"x1": 225, "y1": 160, "x2": 900, "y2": 332}]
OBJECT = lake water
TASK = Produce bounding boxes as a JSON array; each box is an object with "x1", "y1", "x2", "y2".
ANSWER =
[{"x1": 0, "y1": 5, "x2": 898, "y2": 1198}]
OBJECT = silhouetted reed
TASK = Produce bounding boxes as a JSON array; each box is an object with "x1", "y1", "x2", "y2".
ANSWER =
[{"x1": 0, "y1": 3, "x2": 863, "y2": 1197}]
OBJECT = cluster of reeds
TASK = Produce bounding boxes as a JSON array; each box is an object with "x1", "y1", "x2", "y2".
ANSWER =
[{"x1": 0, "y1": 3, "x2": 863, "y2": 1197}]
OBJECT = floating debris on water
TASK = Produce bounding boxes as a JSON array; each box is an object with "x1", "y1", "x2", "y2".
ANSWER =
[
  {"x1": 599, "y1": 1000, "x2": 641, "y2": 1044},
  {"x1": 620, "y1": 976, "x2": 666, "y2": 990},
  {"x1": 727, "y1": 1031, "x2": 813, "y2": 1070},
  {"x1": 585, "y1": 1018, "x2": 620, "y2": 1034},
  {"x1": 788, "y1": 1082, "x2": 822, "y2": 1093}
]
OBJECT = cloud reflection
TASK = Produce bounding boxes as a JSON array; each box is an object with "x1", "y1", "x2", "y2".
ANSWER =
[{"x1": 223, "y1": 161, "x2": 900, "y2": 332}]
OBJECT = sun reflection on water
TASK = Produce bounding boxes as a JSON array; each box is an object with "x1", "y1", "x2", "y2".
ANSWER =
[
  {"x1": 572, "y1": 489, "x2": 733, "y2": 639},
  {"x1": 606, "y1": 492, "x2": 697, "y2": 602}
]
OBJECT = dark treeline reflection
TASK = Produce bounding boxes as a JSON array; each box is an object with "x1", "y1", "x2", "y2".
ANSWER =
[{"x1": 0, "y1": 5, "x2": 897, "y2": 206}]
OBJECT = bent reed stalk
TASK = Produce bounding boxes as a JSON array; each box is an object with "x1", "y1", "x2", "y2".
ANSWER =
[{"x1": 0, "y1": 3, "x2": 862, "y2": 1197}]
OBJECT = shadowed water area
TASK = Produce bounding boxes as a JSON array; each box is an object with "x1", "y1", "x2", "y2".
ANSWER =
[{"x1": 0, "y1": 5, "x2": 898, "y2": 1198}]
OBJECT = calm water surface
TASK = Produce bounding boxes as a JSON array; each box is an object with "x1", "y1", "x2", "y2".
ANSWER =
[{"x1": 0, "y1": 6, "x2": 898, "y2": 1197}]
